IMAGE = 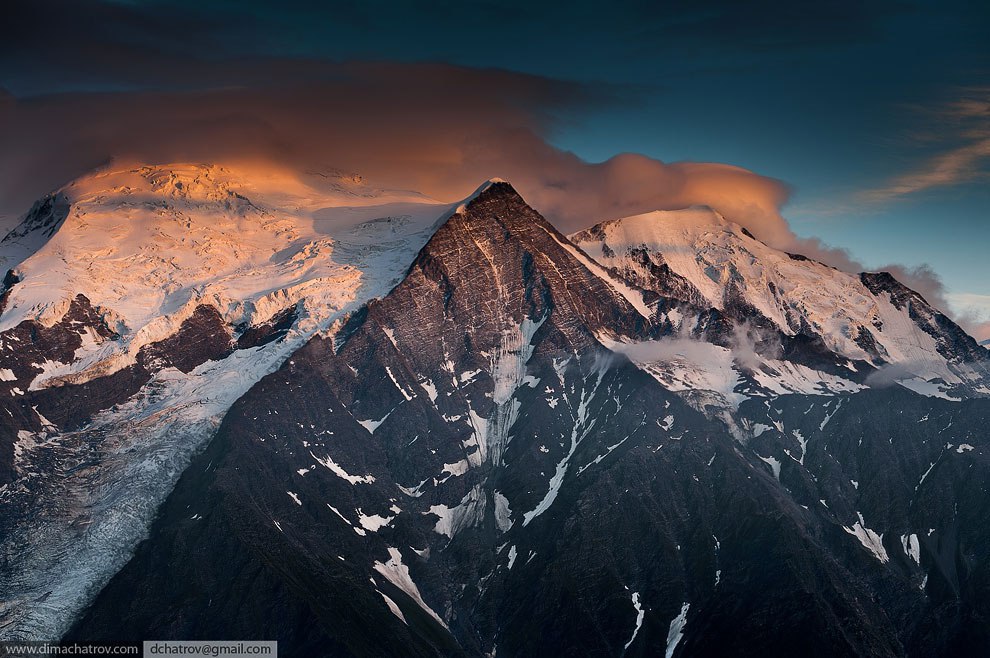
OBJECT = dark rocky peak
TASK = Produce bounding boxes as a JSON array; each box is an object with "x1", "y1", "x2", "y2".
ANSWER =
[
  {"x1": 2, "y1": 193, "x2": 71, "y2": 244},
  {"x1": 235, "y1": 305, "x2": 299, "y2": 350},
  {"x1": 136, "y1": 305, "x2": 233, "y2": 374},
  {"x1": 0, "y1": 269, "x2": 20, "y2": 316},
  {"x1": 45, "y1": 178, "x2": 990, "y2": 657},
  {"x1": 439, "y1": 179, "x2": 566, "y2": 241},
  {"x1": 861, "y1": 271, "x2": 921, "y2": 307},
  {"x1": 0, "y1": 193, "x2": 72, "y2": 272},
  {"x1": 2, "y1": 269, "x2": 19, "y2": 290},
  {"x1": 0, "y1": 294, "x2": 118, "y2": 394},
  {"x1": 294, "y1": 181, "x2": 658, "y2": 474},
  {"x1": 369, "y1": 179, "x2": 652, "y2": 359}
]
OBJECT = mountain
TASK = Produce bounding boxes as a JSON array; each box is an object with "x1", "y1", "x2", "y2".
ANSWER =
[
  {"x1": 0, "y1": 164, "x2": 450, "y2": 638},
  {"x1": 2, "y1": 172, "x2": 989, "y2": 655},
  {"x1": 571, "y1": 207, "x2": 990, "y2": 403}
]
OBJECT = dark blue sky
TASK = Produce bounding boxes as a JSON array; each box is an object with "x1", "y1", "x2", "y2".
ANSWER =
[{"x1": 2, "y1": 0, "x2": 988, "y2": 330}]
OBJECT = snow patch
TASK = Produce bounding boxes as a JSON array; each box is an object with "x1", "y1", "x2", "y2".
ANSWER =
[
  {"x1": 357, "y1": 410, "x2": 392, "y2": 434},
  {"x1": 901, "y1": 534, "x2": 921, "y2": 564},
  {"x1": 665, "y1": 602, "x2": 690, "y2": 658},
  {"x1": 624, "y1": 591, "x2": 646, "y2": 652},
  {"x1": 757, "y1": 455, "x2": 781, "y2": 480},
  {"x1": 844, "y1": 513, "x2": 889, "y2": 563},
  {"x1": 385, "y1": 367, "x2": 414, "y2": 401},
  {"x1": 439, "y1": 459, "x2": 470, "y2": 480},
  {"x1": 357, "y1": 509, "x2": 394, "y2": 532},
  {"x1": 428, "y1": 484, "x2": 486, "y2": 539},
  {"x1": 792, "y1": 429, "x2": 807, "y2": 464},
  {"x1": 397, "y1": 478, "x2": 428, "y2": 498},
  {"x1": 420, "y1": 379, "x2": 438, "y2": 403},
  {"x1": 752, "y1": 423, "x2": 771, "y2": 437},
  {"x1": 378, "y1": 591, "x2": 407, "y2": 625},
  {"x1": 312, "y1": 450, "x2": 375, "y2": 484},
  {"x1": 494, "y1": 490, "x2": 513, "y2": 532},
  {"x1": 326, "y1": 504, "x2": 350, "y2": 525},
  {"x1": 897, "y1": 377, "x2": 960, "y2": 401},
  {"x1": 477, "y1": 316, "x2": 545, "y2": 465},
  {"x1": 524, "y1": 364, "x2": 607, "y2": 525},
  {"x1": 602, "y1": 337, "x2": 746, "y2": 410},
  {"x1": 373, "y1": 547, "x2": 447, "y2": 629}
]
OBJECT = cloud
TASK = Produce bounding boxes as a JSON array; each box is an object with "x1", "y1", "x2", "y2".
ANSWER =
[
  {"x1": 0, "y1": 55, "x2": 978, "y2": 335},
  {"x1": 730, "y1": 321, "x2": 783, "y2": 369},
  {"x1": 0, "y1": 62, "x2": 605, "y2": 219},
  {"x1": 0, "y1": 61, "x2": 852, "y2": 275},
  {"x1": 947, "y1": 292, "x2": 990, "y2": 310},
  {"x1": 863, "y1": 362, "x2": 919, "y2": 388},
  {"x1": 947, "y1": 292, "x2": 990, "y2": 341},
  {"x1": 961, "y1": 319, "x2": 990, "y2": 343},
  {"x1": 633, "y1": 0, "x2": 910, "y2": 53},
  {"x1": 0, "y1": 62, "x2": 793, "y2": 237},
  {"x1": 859, "y1": 87, "x2": 990, "y2": 204}
]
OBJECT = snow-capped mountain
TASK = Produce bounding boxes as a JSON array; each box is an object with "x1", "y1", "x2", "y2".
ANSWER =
[
  {"x1": 2, "y1": 172, "x2": 989, "y2": 656},
  {"x1": 0, "y1": 163, "x2": 451, "y2": 638},
  {"x1": 0, "y1": 163, "x2": 446, "y2": 353},
  {"x1": 572, "y1": 207, "x2": 990, "y2": 403}
]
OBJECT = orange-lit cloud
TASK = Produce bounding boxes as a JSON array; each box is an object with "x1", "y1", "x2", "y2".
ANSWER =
[
  {"x1": 0, "y1": 62, "x2": 968, "y2": 325},
  {"x1": 0, "y1": 63, "x2": 800, "y2": 246}
]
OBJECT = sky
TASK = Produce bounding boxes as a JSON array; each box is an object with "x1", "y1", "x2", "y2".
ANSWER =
[{"x1": 1, "y1": 0, "x2": 988, "y2": 337}]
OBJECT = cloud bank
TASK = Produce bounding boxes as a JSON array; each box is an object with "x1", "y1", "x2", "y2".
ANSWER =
[
  {"x1": 0, "y1": 62, "x2": 797, "y2": 241},
  {"x1": 0, "y1": 63, "x2": 803, "y2": 248},
  {"x1": 0, "y1": 60, "x2": 972, "y2": 333}
]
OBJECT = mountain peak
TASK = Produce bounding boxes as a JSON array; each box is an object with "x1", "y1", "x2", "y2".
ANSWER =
[
  {"x1": 391, "y1": 177, "x2": 652, "y2": 352},
  {"x1": 450, "y1": 178, "x2": 522, "y2": 217},
  {"x1": 570, "y1": 205, "x2": 731, "y2": 244},
  {"x1": 572, "y1": 207, "x2": 990, "y2": 393}
]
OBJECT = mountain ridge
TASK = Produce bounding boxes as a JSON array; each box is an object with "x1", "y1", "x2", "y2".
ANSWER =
[
  {"x1": 63, "y1": 179, "x2": 990, "y2": 656},
  {"x1": 570, "y1": 207, "x2": 990, "y2": 401},
  {"x1": 0, "y1": 168, "x2": 988, "y2": 655}
]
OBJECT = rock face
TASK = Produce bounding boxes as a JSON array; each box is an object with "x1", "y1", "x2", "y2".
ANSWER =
[
  {"x1": 0, "y1": 297, "x2": 242, "y2": 485},
  {"x1": 64, "y1": 183, "x2": 990, "y2": 656},
  {"x1": 0, "y1": 294, "x2": 123, "y2": 485}
]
